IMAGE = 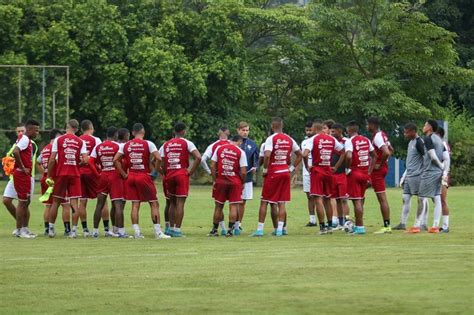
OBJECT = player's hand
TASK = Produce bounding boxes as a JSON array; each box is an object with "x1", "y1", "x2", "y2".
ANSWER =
[
  {"x1": 442, "y1": 175, "x2": 449, "y2": 187},
  {"x1": 345, "y1": 168, "x2": 351, "y2": 176},
  {"x1": 331, "y1": 166, "x2": 336, "y2": 173},
  {"x1": 289, "y1": 165, "x2": 295, "y2": 173},
  {"x1": 22, "y1": 167, "x2": 31, "y2": 176},
  {"x1": 374, "y1": 163, "x2": 381, "y2": 170},
  {"x1": 399, "y1": 176, "x2": 405, "y2": 187},
  {"x1": 46, "y1": 178, "x2": 55, "y2": 187},
  {"x1": 262, "y1": 168, "x2": 268, "y2": 177},
  {"x1": 121, "y1": 172, "x2": 128, "y2": 179}
]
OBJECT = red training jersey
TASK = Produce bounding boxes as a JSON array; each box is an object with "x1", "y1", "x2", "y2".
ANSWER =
[
  {"x1": 14, "y1": 134, "x2": 33, "y2": 171},
  {"x1": 203, "y1": 139, "x2": 230, "y2": 159},
  {"x1": 91, "y1": 140, "x2": 120, "y2": 173},
  {"x1": 79, "y1": 135, "x2": 102, "y2": 175},
  {"x1": 120, "y1": 138, "x2": 157, "y2": 174},
  {"x1": 306, "y1": 133, "x2": 344, "y2": 174},
  {"x1": 344, "y1": 135, "x2": 374, "y2": 173},
  {"x1": 211, "y1": 143, "x2": 248, "y2": 185},
  {"x1": 39, "y1": 143, "x2": 52, "y2": 174},
  {"x1": 372, "y1": 130, "x2": 390, "y2": 170},
  {"x1": 263, "y1": 133, "x2": 300, "y2": 174},
  {"x1": 159, "y1": 137, "x2": 197, "y2": 178},
  {"x1": 51, "y1": 133, "x2": 87, "y2": 177}
]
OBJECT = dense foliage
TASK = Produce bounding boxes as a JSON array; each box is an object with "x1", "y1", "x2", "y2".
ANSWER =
[{"x1": 0, "y1": 0, "x2": 472, "y2": 183}]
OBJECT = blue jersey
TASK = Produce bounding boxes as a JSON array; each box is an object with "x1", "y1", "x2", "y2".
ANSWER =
[{"x1": 240, "y1": 138, "x2": 259, "y2": 183}]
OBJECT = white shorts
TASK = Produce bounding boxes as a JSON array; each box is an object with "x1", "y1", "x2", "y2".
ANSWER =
[
  {"x1": 3, "y1": 178, "x2": 35, "y2": 200},
  {"x1": 303, "y1": 174, "x2": 310, "y2": 193},
  {"x1": 241, "y1": 182, "x2": 253, "y2": 200}
]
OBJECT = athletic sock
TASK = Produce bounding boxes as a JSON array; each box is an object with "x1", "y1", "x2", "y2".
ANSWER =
[
  {"x1": 175, "y1": 227, "x2": 181, "y2": 233},
  {"x1": 93, "y1": 228, "x2": 99, "y2": 234},
  {"x1": 81, "y1": 221, "x2": 88, "y2": 231},
  {"x1": 432, "y1": 195, "x2": 442, "y2": 228},
  {"x1": 112, "y1": 225, "x2": 117, "y2": 233},
  {"x1": 64, "y1": 222, "x2": 70, "y2": 233},
  {"x1": 401, "y1": 194, "x2": 411, "y2": 225},
  {"x1": 257, "y1": 222, "x2": 264, "y2": 231},
  {"x1": 332, "y1": 216, "x2": 338, "y2": 224},
  {"x1": 235, "y1": 221, "x2": 240, "y2": 230},
  {"x1": 442, "y1": 215, "x2": 449, "y2": 230},
  {"x1": 49, "y1": 223, "x2": 55, "y2": 230},
  {"x1": 383, "y1": 219, "x2": 390, "y2": 228},
  {"x1": 103, "y1": 220, "x2": 110, "y2": 232},
  {"x1": 327, "y1": 220, "x2": 332, "y2": 228},
  {"x1": 219, "y1": 221, "x2": 226, "y2": 231},
  {"x1": 319, "y1": 223, "x2": 325, "y2": 231},
  {"x1": 118, "y1": 227, "x2": 125, "y2": 235},
  {"x1": 153, "y1": 224, "x2": 162, "y2": 234},
  {"x1": 338, "y1": 217, "x2": 344, "y2": 226},
  {"x1": 213, "y1": 223, "x2": 219, "y2": 231},
  {"x1": 165, "y1": 221, "x2": 170, "y2": 228},
  {"x1": 72, "y1": 225, "x2": 78, "y2": 232},
  {"x1": 309, "y1": 215, "x2": 316, "y2": 224},
  {"x1": 277, "y1": 221, "x2": 284, "y2": 232},
  {"x1": 132, "y1": 224, "x2": 140, "y2": 234}
]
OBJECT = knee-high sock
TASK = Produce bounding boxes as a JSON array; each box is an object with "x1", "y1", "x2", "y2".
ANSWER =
[
  {"x1": 401, "y1": 194, "x2": 411, "y2": 225},
  {"x1": 432, "y1": 195, "x2": 442, "y2": 228},
  {"x1": 421, "y1": 199, "x2": 429, "y2": 226},
  {"x1": 415, "y1": 198, "x2": 429, "y2": 228}
]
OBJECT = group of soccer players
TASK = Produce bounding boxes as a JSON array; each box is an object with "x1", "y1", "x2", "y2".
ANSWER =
[{"x1": 3, "y1": 114, "x2": 451, "y2": 239}]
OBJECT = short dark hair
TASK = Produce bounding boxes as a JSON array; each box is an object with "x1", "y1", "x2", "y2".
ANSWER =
[
  {"x1": 331, "y1": 123, "x2": 344, "y2": 131},
  {"x1": 272, "y1": 117, "x2": 283, "y2": 124},
  {"x1": 404, "y1": 122, "x2": 417, "y2": 132},
  {"x1": 68, "y1": 119, "x2": 80, "y2": 130},
  {"x1": 118, "y1": 128, "x2": 129, "y2": 141},
  {"x1": 219, "y1": 126, "x2": 229, "y2": 133},
  {"x1": 49, "y1": 128, "x2": 62, "y2": 139},
  {"x1": 313, "y1": 118, "x2": 323, "y2": 124},
  {"x1": 437, "y1": 126, "x2": 445, "y2": 138},
  {"x1": 16, "y1": 122, "x2": 25, "y2": 128},
  {"x1": 230, "y1": 135, "x2": 243, "y2": 142},
  {"x1": 132, "y1": 123, "x2": 144, "y2": 133},
  {"x1": 346, "y1": 120, "x2": 360, "y2": 132},
  {"x1": 81, "y1": 119, "x2": 93, "y2": 132},
  {"x1": 174, "y1": 122, "x2": 186, "y2": 133},
  {"x1": 426, "y1": 119, "x2": 438, "y2": 132},
  {"x1": 323, "y1": 119, "x2": 335, "y2": 129},
  {"x1": 367, "y1": 116, "x2": 380, "y2": 126},
  {"x1": 25, "y1": 119, "x2": 40, "y2": 127},
  {"x1": 305, "y1": 120, "x2": 313, "y2": 128},
  {"x1": 106, "y1": 126, "x2": 118, "y2": 139}
]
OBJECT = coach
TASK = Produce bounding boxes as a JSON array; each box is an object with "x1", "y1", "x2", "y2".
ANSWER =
[{"x1": 236, "y1": 121, "x2": 259, "y2": 232}]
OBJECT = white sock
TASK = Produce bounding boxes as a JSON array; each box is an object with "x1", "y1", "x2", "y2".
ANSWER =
[
  {"x1": 415, "y1": 198, "x2": 429, "y2": 228},
  {"x1": 422, "y1": 201, "x2": 429, "y2": 226},
  {"x1": 332, "y1": 216, "x2": 338, "y2": 224},
  {"x1": 175, "y1": 227, "x2": 181, "y2": 233},
  {"x1": 154, "y1": 224, "x2": 162, "y2": 234},
  {"x1": 401, "y1": 194, "x2": 411, "y2": 225},
  {"x1": 432, "y1": 195, "x2": 442, "y2": 228},
  {"x1": 442, "y1": 215, "x2": 449, "y2": 229},
  {"x1": 309, "y1": 215, "x2": 316, "y2": 224},
  {"x1": 20, "y1": 227, "x2": 28, "y2": 234},
  {"x1": 165, "y1": 221, "x2": 170, "y2": 228},
  {"x1": 235, "y1": 221, "x2": 241, "y2": 229},
  {"x1": 118, "y1": 227, "x2": 125, "y2": 235},
  {"x1": 93, "y1": 228, "x2": 99, "y2": 234},
  {"x1": 132, "y1": 224, "x2": 140, "y2": 234},
  {"x1": 49, "y1": 223, "x2": 55, "y2": 229},
  {"x1": 219, "y1": 221, "x2": 226, "y2": 230},
  {"x1": 112, "y1": 226, "x2": 117, "y2": 233},
  {"x1": 257, "y1": 222, "x2": 264, "y2": 231},
  {"x1": 277, "y1": 221, "x2": 284, "y2": 232},
  {"x1": 72, "y1": 225, "x2": 78, "y2": 232}
]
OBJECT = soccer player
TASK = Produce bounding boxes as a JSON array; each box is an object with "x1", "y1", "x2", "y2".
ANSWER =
[
  {"x1": 236, "y1": 121, "x2": 259, "y2": 233},
  {"x1": 209, "y1": 135, "x2": 247, "y2": 237},
  {"x1": 159, "y1": 122, "x2": 201, "y2": 237},
  {"x1": 258, "y1": 140, "x2": 279, "y2": 231},
  {"x1": 251, "y1": 117, "x2": 302, "y2": 237},
  {"x1": 436, "y1": 127, "x2": 451, "y2": 233},
  {"x1": 77, "y1": 120, "x2": 104, "y2": 237},
  {"x1": 201, "y1": 127, "x2": 230, "y2": 236},
  {"x1": 344, "y1": 121, "x2": 376, "y2": 235},
  {"x1": 47, "y1": 119, "x2": 88, "y2": 238},
  {"x1": 37, "y1": 128, "x2": 72, "y2": 236},
  {"x1": 114, "y1": 123, "x2": 169, "y2": 239},
  {"x1": 393, "y1": 123, "x2": 425, "y2": 230},
  {"x1": 367, "y1": 116, "x2": 393, "y2": 234},
  {"x1": 11, "y1": 119, "x2": 40, "y2": 238},
  {"x1": 407, "y1": 120, "x2": 448, "y2": 234},
  {"x1": 330, "y1": 123, "x2": 350, "y2": 229},
  {"x1": 323, "y1": 119, "x2": 338, "y2": 227},
  {"x1": 303, "y1": 120, "x2": 344, "y2": 235},
  {"x1": 90, "y1": 127, "x2": 125, "y2": 238},
  {"x1": 301, "y1": 121, "x2": 317, "y2": 227}
]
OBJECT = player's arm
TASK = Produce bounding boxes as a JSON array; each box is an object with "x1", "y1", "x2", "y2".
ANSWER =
[
  {"x1": 442, "y1": 149, "x2": 450, "y2": 179},
  {"x1": 333, "y1": 152, "x2": 345, "y2": 173},
  {"x1": 302, "y1": 148, "x2": 311, "y2": 172},
  {"x1": 36, "y1": 155, "x2": 45, "y2": 174},
  {"x1": 377, "y1": 144, "x2": 391, "y2": 169},
  {"x1": 12, "y1": 146, "x2": 29, "y2": 175},
  {"x1": 151, "y1": 151, "x2": 161, "y2": 173},
  {"x1": 210, "y1": 160, "x2": 217, "y2": 182},
  {"x1": 251, "y1": 146, "x2": 259, "y2": 174},
  {"x1": 88, "y1": 157, "x2": 100, "y2": 178},
  {"x1": 240, "y1": 166, "x2": 246, "y2": 183},
  {"x1": 292, "y1": 150, "x2": 302, "y2": 172},
  {"x1": 47, "y1": 151, "x2": 57, "y2": 180},
  {"x1": 189, "y1": 149, "x2": 202, "y2": 177},
  {"x1": 368, "y1": 150, "x2": 377, "y2": 175},
  {"x1": 424, "y1": 136, "x2": 443, "y2": 169},
  {"x1": 113, "y1": 152, "x2": 127, "y2": 179},
  {"x1": 200, "y1": 154, "x2": 212, "y2": 175},
  {"x1": 332, "y1": 140, "x2": 345, "y2": 172}
]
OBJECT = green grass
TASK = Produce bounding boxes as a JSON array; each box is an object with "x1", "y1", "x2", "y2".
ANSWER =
[{"x1": 0, "y1": 182, "x2": 473, "y2": 314}]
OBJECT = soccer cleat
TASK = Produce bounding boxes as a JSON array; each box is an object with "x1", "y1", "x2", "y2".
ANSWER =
[
  {"x1": 250, "y1": 230, "x2": 264, "y2": 237},
  {"x1": 439, "y1": 227, "x2": 450, "y2": 233},
  {"x1": 406, "y1": 226, "x2": 421, "y2": 234},
  {"x1": 421, "y1": 224, "x2": 428, "y2": 231},
  {"x1": 233, "y1": 228, "x2": 241, "y2": 236},
  {"x1": 48, "y1": 228, "x2": 56, "y2": 238},
  {"x1": 333, "y1": 224, "x2": 344, "y2": 231},
  {"x1": 105, "y1": 231, "x2": 119, "y2": 238},
  {"x1": 83, "y1": 230, "x2": 91, "y2": 238},
  {"x1": 275, "y1": 229, "x2": 283, "y2": 237},
  {"x1": 155, "y1": 232, "x2": 171, "y2": 239},
  {"x1": 207, "y1": 229, "x2": 219, "y2": 237},
  {"x1": 134, "y1": 232, "x2": 145, "y2": 239},
  {"x1": 44, "y1": 230, "x2": 49, "y2": 236},
  {"x1": 69, "y1": 231, "x2": 77, "y2": 239},
  {"x1": 282, "y1": 229, "x2": 288, "y2": 236},
  {"x1": 393, "y1": 223, "x2": 406, "y2": 230},
  {"x1": 164, "y1": 227, "x2": 171, "y2": 236},
  {"x1": 220, "y1": 229, "x2": 227, "y2": 236},
  {"x1": 12, "y1": 228, "x2": 19, "y2": 236},
  {"x1": 327, "y1": 227, "x2": 333, "y2": 234},
  {"x1": 374, "y1": 227, "x2": 392, "y2": 234},
  {"x1": 172, "y1": 231, "x2": 184, "y2": 237},
  {"x1": 19, "y1": 231, "x2": 36, "y2": 239},
  {"x1": 225, "y1": 230, "x2": 233, "y2": 238},
  {"x1": 92, "y1": 231, "x2": 99, "y2": 238},
  {"x1": 428, "y1": 227, "x2": 440, "y2": 234},
  {"x1": 319, "y1": 228, "x2": 328, "y2": 235},
  {"x1": 352, "y1": 226, "x2": 366, "y2": 235},
  {"x1": 305, "y1": 222, "x2": 317, "y2": 227}
]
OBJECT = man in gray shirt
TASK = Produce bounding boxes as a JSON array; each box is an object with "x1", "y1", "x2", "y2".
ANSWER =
[
  {"x1": 407, "y1": 119, "x2": 448, "y2": 234},
  {"x1": 393, "y1": 123, "x2": 425, "y2": 230}
]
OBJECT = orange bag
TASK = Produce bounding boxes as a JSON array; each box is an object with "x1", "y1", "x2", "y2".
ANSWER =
[{"x1": 2, "y1": 156, "x2": 15, "y2": 176}]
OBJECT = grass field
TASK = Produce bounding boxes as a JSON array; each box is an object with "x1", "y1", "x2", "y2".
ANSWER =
[{"x1": 0, "y1": 182, "x2": 472, "y2": 314}]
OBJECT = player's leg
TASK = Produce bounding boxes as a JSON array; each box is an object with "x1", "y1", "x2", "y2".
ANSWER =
[
  {"x1": 110, "y1": 202, "x2": 117, "y2": 233},
  {"x1": 75, "y1": 198, "x2": 89, "y2": 236},
  {"x1": 323, "y1": 197, "x2": 333, "y2": 229},
  {"x1": 92, "y1": 193, "x2": 108, "y2": 237},
  {"x1": 61, "y1": 203, "x2": 72, "y2": 236},
  {"x1": 373, "y1": 192, "x2": 392, "y2": 234},
  {"x1": 270, "y1": 203, "x2": 278, "y2": 229},
  {"x1": 43, "y1": 205, "x2": 51, "y2": 236},
  {"x1": 164, "y1": 198, "x2": 171, "y2": 235},
  {"x1": 251, "y1": 200, "x2": 268, "y2": 236},
  {"x1": 352, "y1": 199, "x2": 365, "y2": 234},
  {"x1": 101, "y1": 203, "x2": 110, "y2": 234},
  {"x1": 440, "y1": 185, "x2": 450, "y2": 232},
  {"x1": 275, "y1": 202, "x2": 287, "y2": 236},
  {"x1": 209, "y1": 201, "x2": 224, "y2": 236},
  {"x1": 227, "y1": 203, "x2": 239, "y2": 237},
  {"x1": 314, "y1": 196, "x2": 328, "y2": 234},
  {"x1": 48, "y1": 197, "x2": 62, "y2": 237},
  {"x1": 237, "y1": 201, "x2": 245, "y2": 231},
  {"x1": 305, "y1": 192, "x2": 316, "y2": 227},
  {"x1": 173, "y1": 197, "x2": 186, "y2": 237},
  {"x1": 16, "y1": 198, "x2": 30, "y2": 238},
  {"x1": 150, "y1": 200, "x2": 168, "y2": 238},
  {"x1": 130, "y1": 201, "x2": 142, "y2": 238},
  {"x1": 3, "y1": 197, "x2": 16, "y2": 219},
  {"x1": 112, "y1": 199, "x2": 125, "y2": 237},
  {"x1": 394, "y1": 194, "x2": 411, "y2": 230},
  {"x1": 3, "y1": 179, "x2": 18, "y2": 220},
  {"x1": 428, "y1": 195, "x2": 442, "y2": 233}
]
